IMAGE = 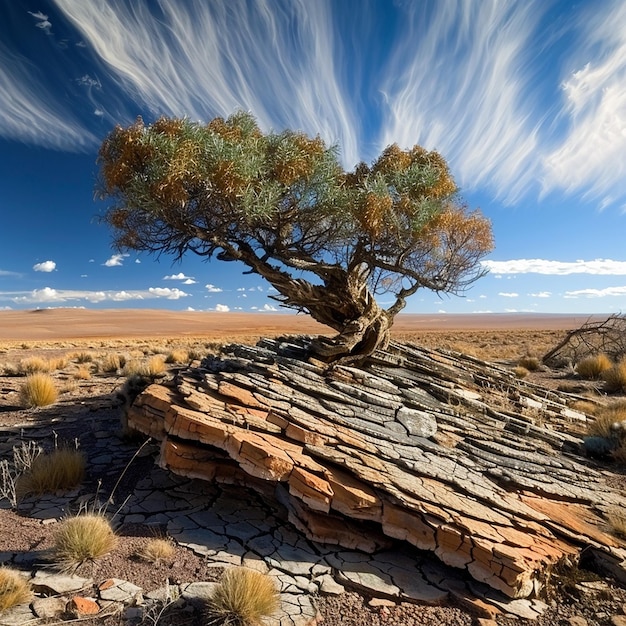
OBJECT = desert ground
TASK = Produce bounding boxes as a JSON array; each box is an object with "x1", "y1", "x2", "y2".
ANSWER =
[{"x1": 1, "y1": 308, "x2": 625, "y2": 626}]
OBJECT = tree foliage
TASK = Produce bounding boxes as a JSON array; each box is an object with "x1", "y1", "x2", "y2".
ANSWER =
[{"x1": 98, "y1": 111, "x2": 493, "y2": 361}]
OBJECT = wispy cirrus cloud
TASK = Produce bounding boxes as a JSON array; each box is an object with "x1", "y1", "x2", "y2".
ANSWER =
[
  {"x1": 565, "y1": 286, "x2": 626, "y2": 298},
  {"x1": 483, "y1": 258, "x2": 626, "y2": 275},
  {"x1": 28, "y1": 11, "x2": 52, "y2": 33},
  {"x1": 2, "y1": 286, "x2": 188, "y2": 304},
  {"x1": 542, "y1": 0, "x2": 626, "y2": 206}
]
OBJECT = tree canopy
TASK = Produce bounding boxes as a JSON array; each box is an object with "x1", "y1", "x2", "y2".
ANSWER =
[{"x1": 98, "y1": 111, "x2": 493, "y2": 361}]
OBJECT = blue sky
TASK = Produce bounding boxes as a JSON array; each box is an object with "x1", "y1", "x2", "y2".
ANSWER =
[{"x1": 1, "y1": 0, "x2": 626, "y2": 315}]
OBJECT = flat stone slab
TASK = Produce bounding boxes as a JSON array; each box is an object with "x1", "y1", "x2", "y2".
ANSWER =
[{"x1": 125, "y1": 337, "x2": 626, "y2": 611}]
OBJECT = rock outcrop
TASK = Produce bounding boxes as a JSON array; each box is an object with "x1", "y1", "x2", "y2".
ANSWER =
[{"x1": 127, "y1": 337, "x2": 626, "y2": 600}]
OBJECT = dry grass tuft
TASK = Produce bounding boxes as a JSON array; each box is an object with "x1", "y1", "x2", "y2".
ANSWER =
[
  {"x1": 513, "y1": 366, "x2": 529, "y2": 379},
  {"x1": 16, "y1": 447, "x2": 85, "y2": 499},
  {"x1": 0, "y1": 568, "x2": 32, "y2": 612},
  {"x1": 603, "y1": 359, "x2": 626, "y2": 393},
  {"x1": 165, "y1": 348, "x2": 189, "y2": 364},
  {"x1": 99, "y1": 352, "x2": 126, "y2": 373},
  {"x1": 145, "y1": 355, "x2": 166, "y2": 377},
  {"x1": 206, "y1": 567, "x2": 280, "y2": 626},
  {"x1": 18, "y1": 356, "x2": 50, "y2": 374},
  {"x1": 517, "y1": 356, "x2": 540, "y2": 371},
  {"x1": 52, "y1": 513, "x2": 117, "y2": 570},
  {"x1": 73, "y1": 365, "x2": 92, "y2": 380},
  {"x1": 576, "y1": 353, "x2": 613, "y2": 380},
  {"x1": 18, "y1": 373, "x2": 58, "y2": 407},
  {"x1": 136, "y1": 538, "x2": 176, "y2": 564}
]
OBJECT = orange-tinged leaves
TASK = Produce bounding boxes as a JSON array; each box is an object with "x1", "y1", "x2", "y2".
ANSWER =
[
  {"x1": 422, "y1": 206, "x2": 493, "y2": 255},
  {"x1": 272, "y1": 134, "x2": 326, "y2": 186},
  {"x1": 357, "y1": 192, "x2": 394, "y2": 239}
]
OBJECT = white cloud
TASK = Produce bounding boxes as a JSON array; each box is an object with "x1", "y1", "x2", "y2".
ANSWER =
[
  {"x1": 164, "y1": 272, "x2": 192, "y2": 280},
  {"x1": 33, "y1": 260, "x2": 56, "y2": 273},
  {"x1": 214, "y1": 304, "x2": 230, "y2": 312},
  {"x1": 498, "y1": 292, "x2": 519, "y2": 298},
  {"x1": 565, "y1": 286, "x2": 626, "y2": 298},
  {"x1": 262, "y1": 304, "x2": 278, "y2": 311},
  {"x1": 4, "y1": 286, "x2": 188, "y2": 304},
  {"x1": 103, "y1": 253, "x2": 129, "y2": 267},
  {"x1": 28, "y1": 11, "x2": 52, "y2": 33},
  {"x1": 529, "y1": 291, "x2": 551, "y2": 298},
  {"x1": 148, "y1": 287, "x2": 189, "y2": 299},
  {"x1": 205, "y1": 284, "x2": 223, "y2": 293},
  {"x1": 183, "y1": 278, "x2": 196, "y2": 285},
  {"x1": 0, "y1": 269, "x2": 20, "y2": 277},
  {"x1": 542, "y1": 2, "x2": 626, "y2": 207},
  {"x1": 483, "y1": 258, "x2": 626, "y2": 275}
]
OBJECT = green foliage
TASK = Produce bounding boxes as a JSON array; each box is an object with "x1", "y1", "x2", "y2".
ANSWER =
[{"x1": 98, "y1": 111, "x2": 493, "y2": 360}]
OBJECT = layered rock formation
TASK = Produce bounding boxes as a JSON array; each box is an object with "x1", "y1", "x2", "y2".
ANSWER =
[{"x1": 127, "y1": 337, "x2": 626, "y2": 600}]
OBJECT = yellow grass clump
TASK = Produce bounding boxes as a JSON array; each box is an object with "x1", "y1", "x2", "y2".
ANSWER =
[
  {"x1": 517, "y1": 356, "x2": 540, "y2": 371},
  {"x1": 165, "y1": 348, "x2": 189, "y2": 364},
  {"x1": 576, "y1": 353, "x2": 613, "y2": 380},
  {"x1": 0, "y1": 568, "x2": 32, "y2": 613},
  {"x1": 18, "y1": 356, "x2": 50, "y2": 374},
  {"x1": 52, "y1": 514, "x2": 117, "y2": 570},
  {"x1": 73, "y1": 365, "x2": 92, "y2": 380},
  {"x1": 603, "y1": 359, "x2": 626, "y2": 393},
  {"x1": 18, "y1": 373, "x2": 58, "y2": 408},
  {"x1": 99, "y1": 352, "x2": 126, "y2": 373},
  {"x1": 16, "y1": 447, "x2": 85, "y2": 499},
  {"x1": 513, "y1": 366, "x2": 529, "y2": 379},
  {"x1": 206, "y1": 567, "x2": 280, "y2": 626},
  {"x1": 136, "y1": 538, "x2": 176, "y2": 564}
]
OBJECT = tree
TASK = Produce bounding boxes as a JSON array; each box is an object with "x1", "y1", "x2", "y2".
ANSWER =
[{"x1": 97, "y1": 111, "x2": 493, "y2": 362}]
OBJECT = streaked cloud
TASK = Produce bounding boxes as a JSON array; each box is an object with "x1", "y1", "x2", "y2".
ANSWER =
[
  {"x1": 0, "y1": 269, "x2": 20, "y2": 277},
  {"x1": 28, "y1": 11, "x2": 52, "y2": 33},
  {"x1": 542, "y1": 1, "x2": 626, "y2": 206},
  {"x1": 565, "y1": 286, "x2": 626, "y2": 298},
  {"x1": 484, "y1": 258, "x2": 626, "y2": 275},
  {"x1": 2, "y1": 286, "x2": 188, "y2": 304},
  {"x1": 33, "y1": 260, "x2": 56, "y2": 272},
  {"x1": 103, "y1": 253, "x2": 128, "y2": 267},
  {"x1": 529, "y1": 291, "x2": 552, "y2": 298},
  {"x1": 498, "y1": 292, "x2": 519, "y2": 298}
]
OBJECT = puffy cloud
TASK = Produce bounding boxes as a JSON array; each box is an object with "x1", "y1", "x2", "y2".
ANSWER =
[
  {"x1": 147, "y1": 287, "x2": 188, "y2": 299},
  {"x1": 483, "y1": 259, "x2": 626, "y2": 275},
  {"x1": 5, "y1": 286, "x2": 188, "y2": 304},
  {"x1": 33, "y1": 260, "x2": 56, "y2": 273},
  {"x1": 262, "y1": 303, "x2": 278, "y2": 311},
  {"x1": 214, "y1": 304, "x2": 230, "y2": 312},
  {"x1": 164, "y1": 272, "x2": 192, "y2": 280},
  {"x1": 205, "y1": 284, "x2": 223, "y2": 293},
  {"x1": 103, "y1": 253, "x2": 129, "y2": 267}
]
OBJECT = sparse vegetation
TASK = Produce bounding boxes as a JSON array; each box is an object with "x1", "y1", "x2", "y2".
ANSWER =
[
  {"x1": 18, "y1": 373, "x2": 58, "y2": 407},
  {"x1": 517, "y1": 356, "x2": 540, "y2": 371},
  {"x1": 100, "y1": 352, "x2": 126, "y2": 373},
  {"x1": 205, "y1": 567, "x2": 280, "y2": 626},
  {"x1": 73, "y1": 365, "x2": 92, "y2": 380},
  {"x1": 603, "y1": 359, "x2": 626, "y2": 393},
  {"x1": 513, "y1": 366, "x2": 529, "y2": 379},
  {"x1": 165, "y1": 349, "x2": 189, "y2": 364},
  {"x1": 52, "y1": 513, "x2": 118, "y2": 570},
  {"x1": 576, "y1": 353, "x2": 613, "y2": 380},
  {"x1": 16, "y1": 447, "x2": 85, "y2": 500},
  {"x1": 136, "y1": 538, "x2": 176, "y2": 564},
  {"x1": 18, "y1": 356, "x2": 50, "y2": 374},
  {"x1": 0, "y1": 568, "x2": 32, "y2": 612}
]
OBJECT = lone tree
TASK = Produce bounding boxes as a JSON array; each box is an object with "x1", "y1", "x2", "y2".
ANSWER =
[{"x1": 98, "y1": 111, "x2": 493, "y2": 361}]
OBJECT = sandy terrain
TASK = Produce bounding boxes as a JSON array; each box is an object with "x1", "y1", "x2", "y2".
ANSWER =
[{"x1": 0, "y1": 308, "x2": 600, "y2": 342}]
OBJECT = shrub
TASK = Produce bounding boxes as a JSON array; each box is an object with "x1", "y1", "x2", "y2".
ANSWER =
[
  {"x1": 18, "y1": 356, "x2": 50, "y2": 374},
  {"x1": 165, "y1": 349, "x2": 189, "y2": 364},
  {"x1": 576, "y1": 353, "x2": 613, "y2": 380},
  {"x1": 206, "y1": 567, "x2": 280, "y2": 626},
  {"x1": 52, "y1": 513, "x2": 117, "y2": 570},
  {"x1": 513, "y1": 366, "x2": 529, "y2": 379},
  {"x1": 73, "y1": 365, "x2": 92, "y2": 380},
  {"x1": 145, "y1": 355, "x2": 166, "y2": 377},
  {"x1": 0, "y1": 568, "x2": 32, "y2": 612},
  {"x1": 16, "y1": 447, "x2": 85, "y2": 500},
  {"x1": 74, "y1": 351, "x2": 94, "y2": 364},
  {"x1": 100, "y1": 353, "x2": 126, "y2": 373},
  {"x1": 136, "y1": 538, "x2": 175, "y2": 564},
  {"x1": 603, "y1": 359, "x2": 626, "y2": 393},
  {"x1": 517, "y1": 356, "x2": 540, "y2": 371},
  {"x1": 19, "y1": 373, "x2": 58, "y2": 407}
]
